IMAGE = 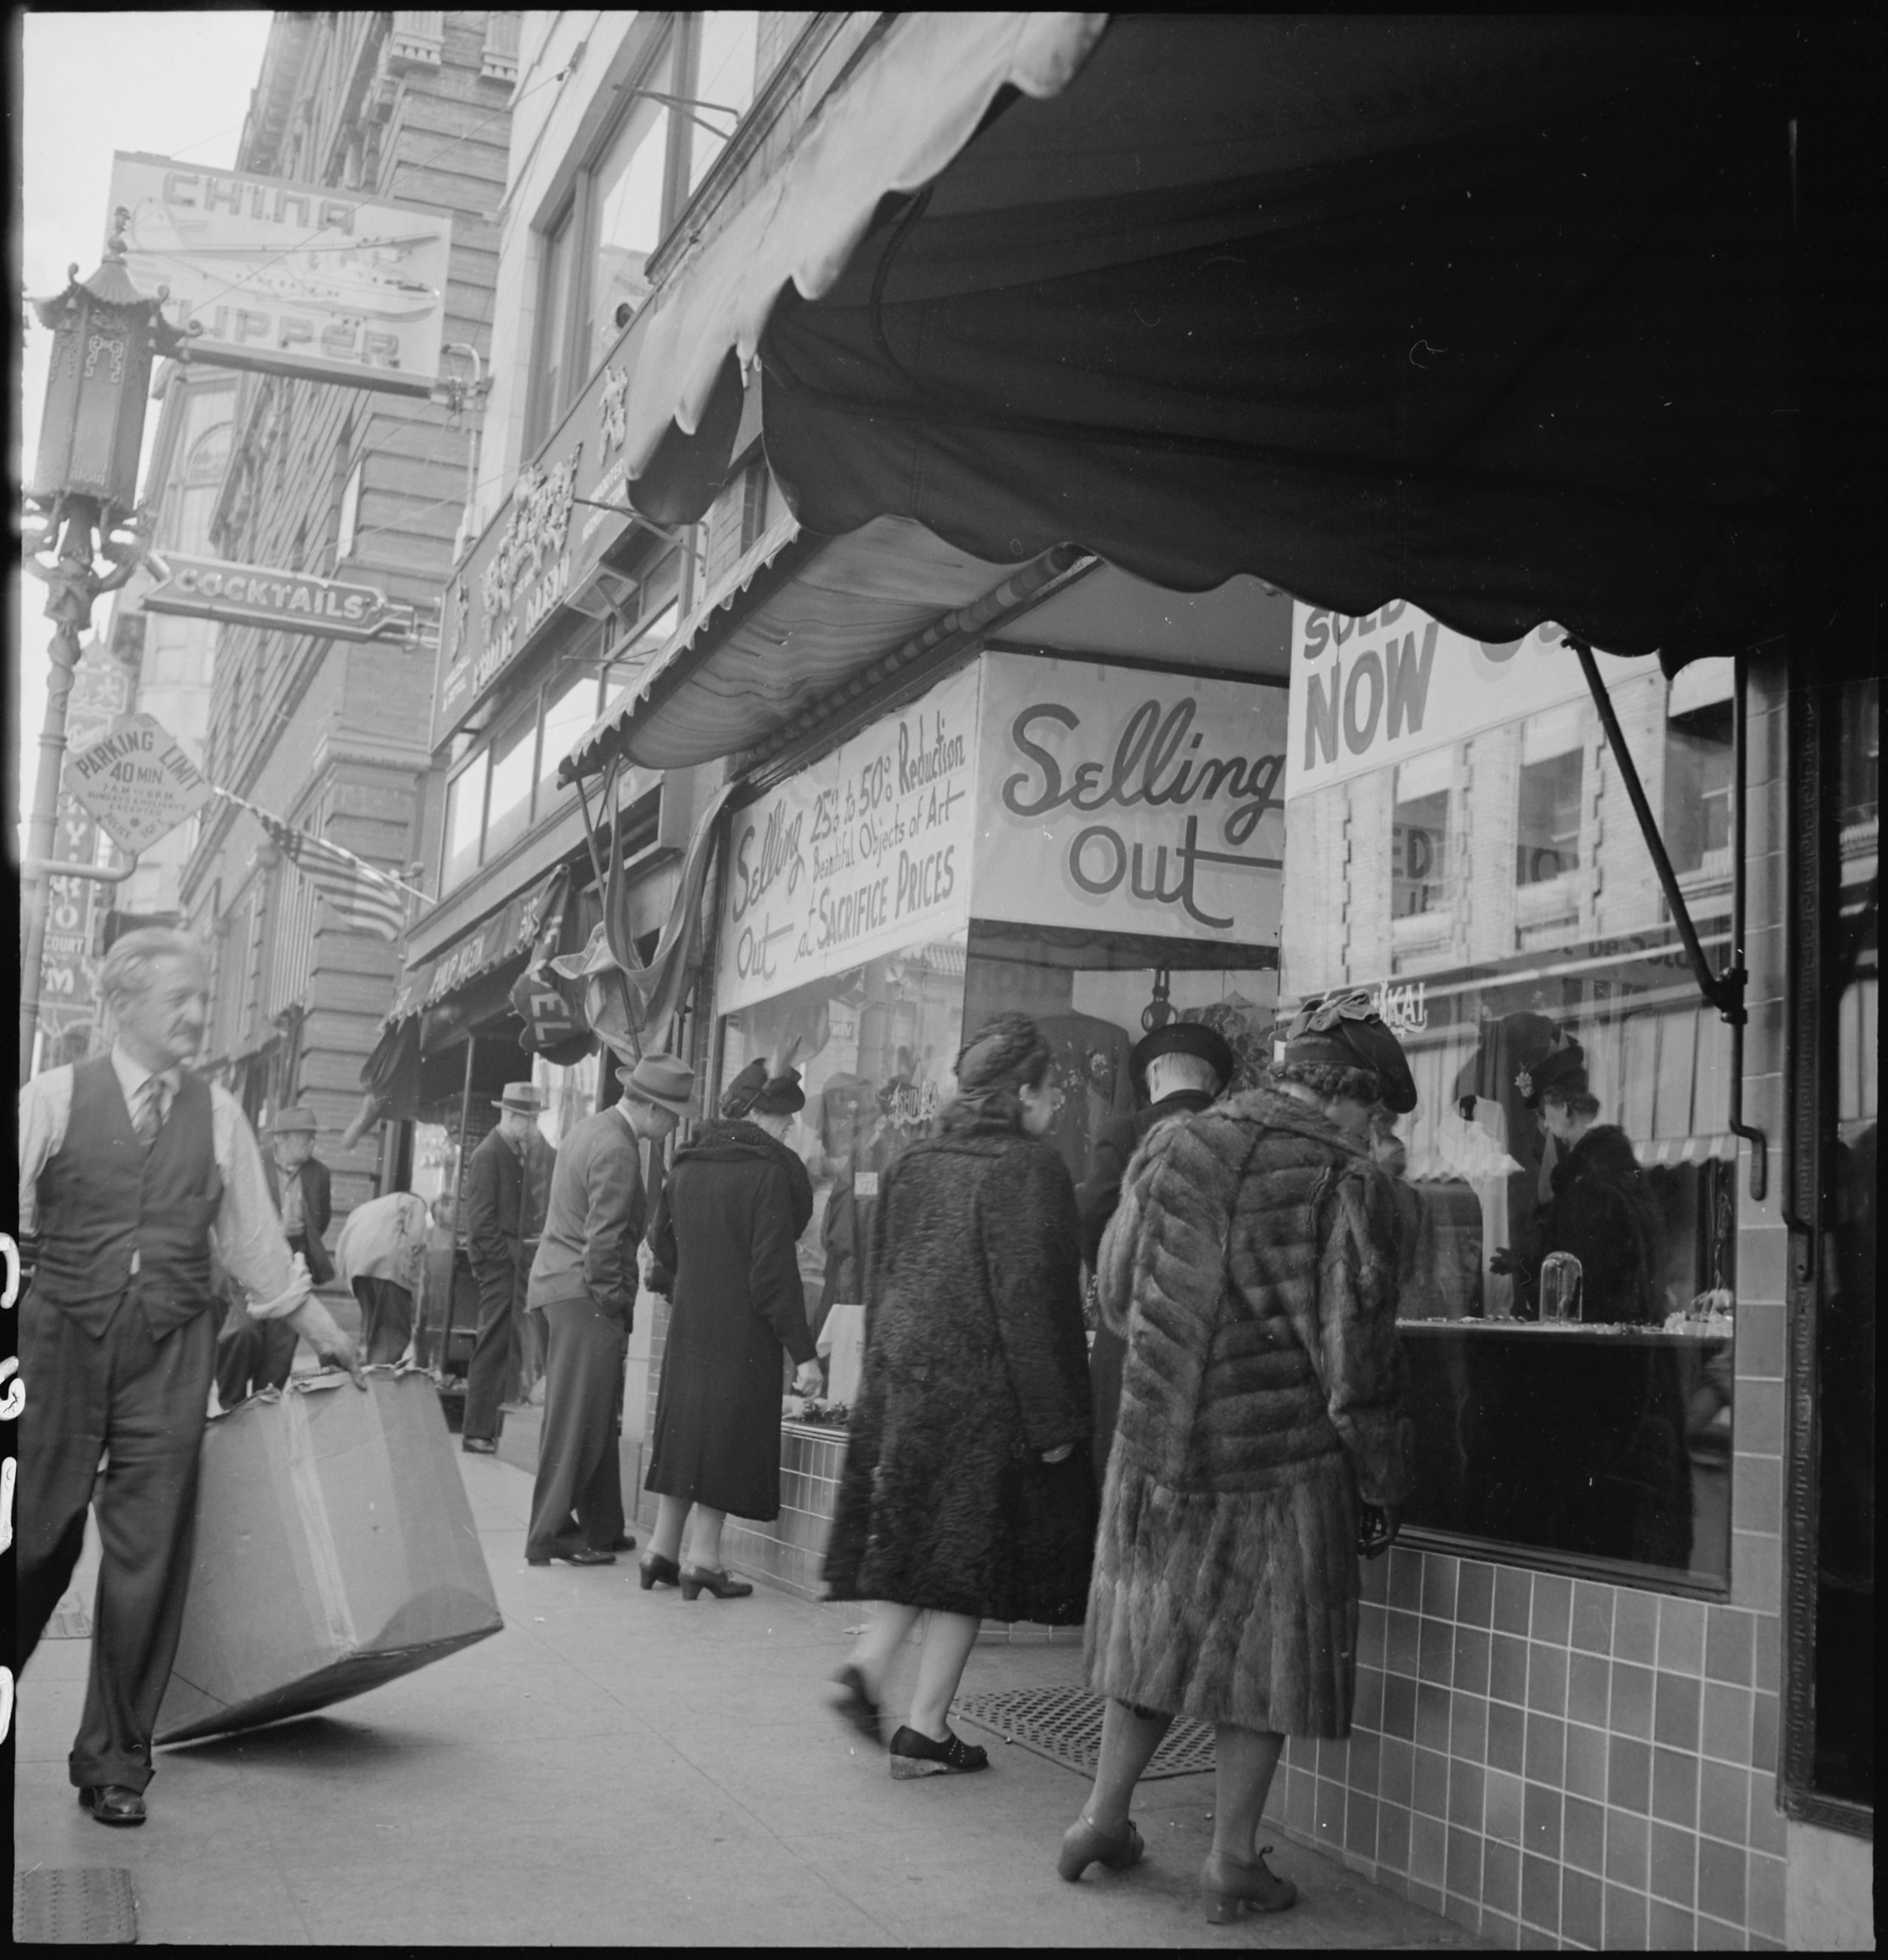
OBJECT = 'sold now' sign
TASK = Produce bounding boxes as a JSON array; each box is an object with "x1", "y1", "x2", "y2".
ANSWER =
[{"x1": 66, "y1": 712, "x2": 214, "y2": 852}]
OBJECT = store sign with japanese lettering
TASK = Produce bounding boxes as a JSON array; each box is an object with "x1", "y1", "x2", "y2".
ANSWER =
[
  {"x1": 973, "y1": 653, "x2": 1288, "y2": 947},
  {"x1": 434, "y1": 341, "x2": 643, "y2": 742},
  {"x1": 1284, "y1": 600, "x2": 1643, "y2": 798},
  {"x1": 715, "y1": 665, "x2": 980, "y2": 1014},
  {"x1": 142, "y1": 551, "x2": 420, "y2": 644},
  {"x1": 109, "y1": 151, "x2": 452, "y2": 395}
]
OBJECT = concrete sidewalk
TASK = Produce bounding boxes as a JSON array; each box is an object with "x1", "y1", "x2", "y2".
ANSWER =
[{"x1": 14, "y1": 1452, "x2": 1484, "y2": 1947}]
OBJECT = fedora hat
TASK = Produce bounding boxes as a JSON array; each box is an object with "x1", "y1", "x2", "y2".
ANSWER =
[
  {"x1": 492, "y1": 1082, "x2": 548, "y2": 1114},
  {"x1": 619, "y1": 1050, "x2": 696, "y2": 1118},
  {"x1": 1130, "y1": 1019, "x2": 1236, "y2": 1094},
  {"x1": 268, "y1": 1105, "x2": 319, "y2": 1135}
]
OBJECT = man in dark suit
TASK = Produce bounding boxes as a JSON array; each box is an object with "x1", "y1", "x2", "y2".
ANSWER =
[
  {"x1": 215, "y1": 1104, "x2": 332, "y2": 1406},
  {"x1": 522, "y1": 1050, "x2": 693, "y2": 1566},
  {"x1": 1077, "y1": 1020, "x2": 1236, "y2": 1485},
  {"x1": 17, "y1": 929, "x2": 363, "y2": 1826},
  {"x1": 461, "y1": 1082, "x2": 557, "y2": 1454}
]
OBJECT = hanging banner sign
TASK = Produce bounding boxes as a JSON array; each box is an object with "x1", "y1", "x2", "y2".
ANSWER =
[
  {"x1": 715, "y1": 664, "x2": 981, "y2": 1014},
  {"x1": 1284, "y1": 600, "x2": 1644, "y2": 799},
  {"x1": 973, "y1": 653, "x2": 1288, "y2": 947},
  {"x1": 141, "y1": 551, "x2": 422, "y2": 645},
  {"x1": 108, "y1": 150, "x2": 452, "y2": 396},
  {"x1": 64, "y1": 710, "x2": 215, "y2": 853}
]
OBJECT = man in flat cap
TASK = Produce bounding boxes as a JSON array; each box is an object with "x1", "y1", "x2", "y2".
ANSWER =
[
  {"x1": 1078, "y1": 1018, "x2": 1237, "y2": 1485},
  {"x1": 461, "y1": 1082, "x2": 557, "y2": 1454},
  {"x1": 216, "y1": 1103, "x2": 334, "y2": 1408},
  {"x1": 523, "y1": 1049, "x2": 694, "y2": 1564}
]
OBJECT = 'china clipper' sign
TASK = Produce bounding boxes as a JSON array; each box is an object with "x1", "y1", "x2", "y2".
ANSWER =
[
  {"x1": 142, "y1": 552, "x2": 424, "y2": 646},
  {"x1": 108, "y1": 151, "x2": 452, "y2": 396}
]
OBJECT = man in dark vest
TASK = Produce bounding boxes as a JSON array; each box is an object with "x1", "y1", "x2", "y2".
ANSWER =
[
  {"x1": 1077, "y1": 1019, "x2": 1236, "y2": 1486},
  {"x1": 16, "y1": 929, "x2": 365, "y2": 1827},
  {"x1": 215, "y1": 1103, "x2": 334, "y2": 1407},
  {"x1": 461, "y1": 1082, "x2": 557, "y2": 1454}
]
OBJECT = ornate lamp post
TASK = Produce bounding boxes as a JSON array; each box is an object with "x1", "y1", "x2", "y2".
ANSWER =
[{"x1": 19, "y1": 215, "x2": 193, "y2": 1079}]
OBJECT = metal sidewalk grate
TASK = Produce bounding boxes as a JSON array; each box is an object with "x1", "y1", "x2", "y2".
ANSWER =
[
  {"x1": 13, "y1": 1869, "x2": 138, "y2": 1944},
  {"x1": 953, "y1": 1686, "x2": 1217, "y2": 1779}
]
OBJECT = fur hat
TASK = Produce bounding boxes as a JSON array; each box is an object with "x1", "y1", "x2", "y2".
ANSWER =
[{"x1": 1279, "y1": 990, "x2": 1419, "y2": 1115}]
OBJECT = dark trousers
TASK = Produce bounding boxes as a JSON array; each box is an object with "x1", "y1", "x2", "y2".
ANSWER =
[
  {"x1": 351, "y1": 1276, "x2": 414, "y2": 1365},
  {"x1": 17, "y1": 1290, "x2": 217, "y2": 1792},
  {"x1": 526, "y1": 1297, "x2": 628, "y2": 1559},
  {"x1": 214, "y1": 1230, "x2": 310, "y2": 1406},
  {"x1": 463, "y1": 1258, "x2": 526, "y2": 1443}
]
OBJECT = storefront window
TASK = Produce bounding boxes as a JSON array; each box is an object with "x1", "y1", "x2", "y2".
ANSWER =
[
  {"x1": 532, "y1": 1048, "x2": 603, "y2": 1148},
  {"x1": 442, "y1": 749, "x2": 488, "y2": 891},
  {"x1": 484, "y1": 708, "x2": 538, "y2": 858},
  {"x1": 717, "y1": 931, "x2": 970, "y2": 1325},
  {"x1": 1286, "y1": 607, "x2": 1741, "y2": 1585}
]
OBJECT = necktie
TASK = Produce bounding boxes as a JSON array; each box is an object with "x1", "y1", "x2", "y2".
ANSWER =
[{"x1": 134, "y1": 1077, "x2": 168, "y2": 1146}]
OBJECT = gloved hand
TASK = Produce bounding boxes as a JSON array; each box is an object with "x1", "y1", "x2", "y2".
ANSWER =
[
  {"x1": 792, "y1": 1359, "x2": 825, "y2": 1397},
  {"x1": 1357, "y1": 1502, "x2": 1402, "y2": 1559}
]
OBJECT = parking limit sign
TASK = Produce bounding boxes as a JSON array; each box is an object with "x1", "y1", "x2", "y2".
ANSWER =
[{"x1": 64, "y1": 711, "x2": 215, "y2": 853}]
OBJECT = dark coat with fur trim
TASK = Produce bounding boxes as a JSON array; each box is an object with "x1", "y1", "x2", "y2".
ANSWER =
[
  {"x1": 643, "y1": 1121, "x2": 817, "y2": 1521},
  {"x1": 1515, "y1": 1123, "x2": 1664, "y2": 1323},
  {"x1": 822, "y1": 1114, "x2": 1097, "y2": 1624},
  {"x1": 1084, "y1": 1087, "x2": 1411, "y2": 1736}
]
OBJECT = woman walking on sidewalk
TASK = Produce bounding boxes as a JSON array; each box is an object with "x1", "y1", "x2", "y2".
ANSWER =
[
  {"x1": 640, "y1": 1060, "x2": 825, "y2": 1599},
  {"x1": 1058, "y1": 992, "x2": 1414, "y2": 1922},
  {"x1": 824, "y1": 1014, "x2": 1096, "y2": 1779}
]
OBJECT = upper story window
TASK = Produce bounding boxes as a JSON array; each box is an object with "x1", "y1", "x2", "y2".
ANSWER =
[
  {"x1": 1391, "y1": 749, "x2": 1452, "y2": 920},
  {"x1": 527, "y1": 14, "x2": 762, "y2": 449},
  {"x1": 1516, "y1": 704, "x2": 1584, "y2": 887}
]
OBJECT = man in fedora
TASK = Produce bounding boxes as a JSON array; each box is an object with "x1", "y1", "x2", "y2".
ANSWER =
[
  {"x1": 216, "y1": 1103, "x2": 334, "y2": 1407},
  {"x1": 461, "y1": 1082, "x2": 557, "y2": 1454},
  {"x1": 523, "y1": 1049, "x2": 694, "y2": 1565},
  {"x1": 1078, "y1": 1018, "x2": 1237, "y2": 1486}
]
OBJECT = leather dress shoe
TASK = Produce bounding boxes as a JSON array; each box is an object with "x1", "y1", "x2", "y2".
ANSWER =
[
  {"x1": 461, "y1": 1437, "x2": 498, "y2": 1455},
  {"x1": 679, "y1": 1563, "x2": 753, "y2": 1600},
  {"x1": 79, "y1": 1784, "x2": 147, "y2": 1826},
  {"x1": 526, "y1": 1545, "x2": 616, "y2": 1566},
  {"x1": 605, "y1": 1533, "x2": 637, "y2": 1552}
]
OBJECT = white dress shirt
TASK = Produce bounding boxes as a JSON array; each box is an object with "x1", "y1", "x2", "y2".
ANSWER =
[{"x1": 18, "y1": 1045, "x2": 306, "y2": 1318}]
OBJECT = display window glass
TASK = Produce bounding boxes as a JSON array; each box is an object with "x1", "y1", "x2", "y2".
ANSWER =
[{"x1": 1285, "y1": 603, "x2": 1745, "y2": 1586}]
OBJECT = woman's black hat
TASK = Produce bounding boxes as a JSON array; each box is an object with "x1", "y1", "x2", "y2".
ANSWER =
[
  {"x1": 1279, "y1": 990, "x2": 1419, "y2": 1114},
  {"x1": 721, "y1": 1057, "x2": 806, "y2": 1118},
  {"x1": 1515, "y1": 1041, "x2": 1588, "y2": 1110}
]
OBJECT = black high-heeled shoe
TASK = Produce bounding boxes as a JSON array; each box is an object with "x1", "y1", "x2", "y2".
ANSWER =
[
  {"x1": 639, "y1": 1551, "x2": 680, "y2": 1591},
  {"x1": 679, "y1": 1564, "x2": 753, "y2": 1600}
]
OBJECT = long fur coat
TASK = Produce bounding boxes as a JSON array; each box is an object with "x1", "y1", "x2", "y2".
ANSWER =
[
  {"x1": 1084, "y1": 1086, "x2": 1411, "y2": 1736},
  {"x1": 822, "y1": 1114, "x2": 1096, "y2": 1624}
]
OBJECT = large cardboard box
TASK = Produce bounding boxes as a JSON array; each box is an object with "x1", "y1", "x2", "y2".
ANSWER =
[{"x1": 156, "y1": 1369, "x2": 503, "y2": 1745}]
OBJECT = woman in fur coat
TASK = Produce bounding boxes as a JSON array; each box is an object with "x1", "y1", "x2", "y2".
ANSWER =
[
  {"x1": 1057, "y1": 991, "x2": 1415, "y2": 1925},
  {"x1": 823, "y1": 1014, "x2": 1096, "y2": 1780}
]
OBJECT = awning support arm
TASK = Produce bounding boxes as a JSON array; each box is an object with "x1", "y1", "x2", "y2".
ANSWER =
[{"x1": 1569, "y1": 637, "x2": 1766, "y2": 1199}]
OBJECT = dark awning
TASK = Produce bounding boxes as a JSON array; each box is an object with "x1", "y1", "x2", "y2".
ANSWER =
[{"x1": 622, "y1": 14, "x2": 1845, "y2": 671}]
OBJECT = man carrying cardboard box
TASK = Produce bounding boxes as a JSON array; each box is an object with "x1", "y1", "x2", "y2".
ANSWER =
[{"x1": 16, "y1": 928, "x2": 366, "y2": 1827}]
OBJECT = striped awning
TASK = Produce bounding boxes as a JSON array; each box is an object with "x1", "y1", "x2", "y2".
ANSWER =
[{"x1": 1638, "y1": 1132, "x2": 1737, "y2": 1167}]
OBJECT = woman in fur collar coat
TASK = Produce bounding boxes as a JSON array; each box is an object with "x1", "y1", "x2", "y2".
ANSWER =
[
  {"x1": 823, "y1": 1014, "x2": 1097, "y2": 1781},
  {"x1": 642, "y1": 1060, "x2": 825, "y2": 1599},
  {"x1": 1057, "y1": 992, "x2": 1415, "y2": 1925}
]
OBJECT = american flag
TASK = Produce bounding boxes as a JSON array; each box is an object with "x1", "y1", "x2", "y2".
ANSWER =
[{"x1": 255, "y1": 811, "x2": 416, "y2": 941}]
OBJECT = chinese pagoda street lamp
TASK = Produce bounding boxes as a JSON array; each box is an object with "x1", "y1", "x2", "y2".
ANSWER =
[{"x1": 19, "y1": 214, "x2": 195, "y2": 1079}]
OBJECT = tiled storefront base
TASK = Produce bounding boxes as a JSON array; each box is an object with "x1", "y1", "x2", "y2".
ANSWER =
[{"x1": 1250, "y1": 1544, "x2": 1789, "y2": 1951}]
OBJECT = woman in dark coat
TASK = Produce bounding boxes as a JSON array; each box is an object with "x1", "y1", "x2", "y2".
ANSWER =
[
  {"x1": 641, "y1": 1061, "x2": 825, "y2": 1600},
  {"x1": 824, "y1": 1014, "x2": 1097, "y2": 1780},
  {"x1": 1057, "y1": 992, "x2": 1414, "y2": 1925}
]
